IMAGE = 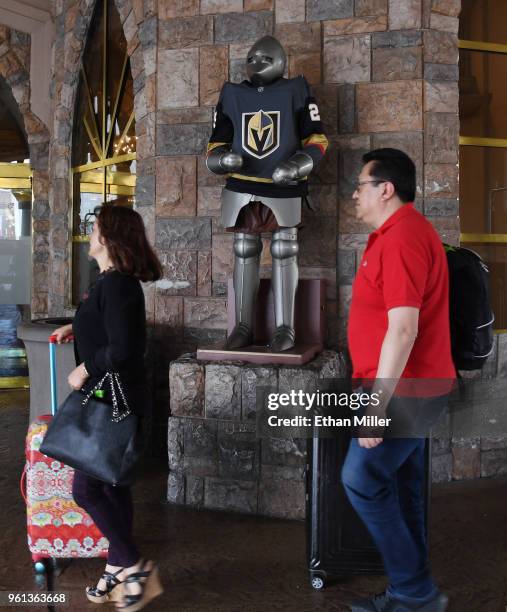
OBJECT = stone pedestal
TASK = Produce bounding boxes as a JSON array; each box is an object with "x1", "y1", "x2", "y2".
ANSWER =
[
  {"x1": 197, "y1": 279, "x2": 326, "y2": 366},
  {"x1": 168, "y1": 339, "x2": 507, "y2": 519},
  {"x1": 167, "y1": 350, "x2": 348, "y2": 519}
]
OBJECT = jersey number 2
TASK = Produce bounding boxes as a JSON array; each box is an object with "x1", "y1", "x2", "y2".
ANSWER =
[{"x1": 309, "y1": 103, "x2": 321, "y2": 122}]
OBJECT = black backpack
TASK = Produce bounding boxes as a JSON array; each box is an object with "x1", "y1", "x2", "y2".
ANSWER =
[{"x1": 444, "y1": 244, "x2": 494, "y2": 370}]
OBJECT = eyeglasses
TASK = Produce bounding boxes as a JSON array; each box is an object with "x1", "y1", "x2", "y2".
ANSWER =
[{"x1": 354, "y1": 180, "x2": 386, "y2": 193}]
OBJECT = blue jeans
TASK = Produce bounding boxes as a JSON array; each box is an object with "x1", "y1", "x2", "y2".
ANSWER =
[{"x1": 342, "y1": 436, "x2": 437, "y2": 604}]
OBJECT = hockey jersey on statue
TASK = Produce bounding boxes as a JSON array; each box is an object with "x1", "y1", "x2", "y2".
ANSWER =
[{"x1": 207, "y1": 76, "x2": 328, "y2": 198}]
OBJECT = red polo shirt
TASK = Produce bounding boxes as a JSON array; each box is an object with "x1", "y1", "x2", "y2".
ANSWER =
[{"x1": 347, "y1": 204, "x2": 456, "y2": 382}]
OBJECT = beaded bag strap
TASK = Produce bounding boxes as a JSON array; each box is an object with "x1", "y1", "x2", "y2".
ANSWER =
[{"x1": 81, "y1": 372, "x2": 131, "y2": 422}]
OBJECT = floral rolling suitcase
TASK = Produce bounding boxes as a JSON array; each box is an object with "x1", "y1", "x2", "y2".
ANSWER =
[{"x1": 21, "y1": 334, "x2": 108, "y2": 572}]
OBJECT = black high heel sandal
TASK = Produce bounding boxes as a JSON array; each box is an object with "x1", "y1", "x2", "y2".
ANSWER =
[
  {"x1": 86, "y1": 567, "x2": 124, "y2": 603},
  {"x1": 116, "y1": 560, "x2": 163, "y2": 612}
]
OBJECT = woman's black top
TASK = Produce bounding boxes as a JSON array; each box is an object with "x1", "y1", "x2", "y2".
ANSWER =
[{"x1": 72, "y1": 269, "x2": 148, "y2": 416}]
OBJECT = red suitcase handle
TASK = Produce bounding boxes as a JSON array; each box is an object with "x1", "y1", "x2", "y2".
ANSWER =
[{"x1": 48, "y1": 334, "x2": 74, "y2": 343}]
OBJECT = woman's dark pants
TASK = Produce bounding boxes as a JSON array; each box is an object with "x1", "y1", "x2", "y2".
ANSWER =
[{"x1": 72, "y1": 470, "x2": 140, "y2": 567}]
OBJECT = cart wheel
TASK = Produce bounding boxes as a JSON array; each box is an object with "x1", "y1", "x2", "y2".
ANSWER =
[
  {"x1": 34, "y1": 561, "x2": 46, "y2": 574},
  {"x1": 311, "y1": 575, "x2": 325, "y2": 590}
]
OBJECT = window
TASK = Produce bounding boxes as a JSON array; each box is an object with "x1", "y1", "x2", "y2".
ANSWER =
[
  {"x1": 459, "y1": 0, "x2": 507, "y2": 330},
  {"x1": 0, "y1": 75, "x2": 31, "y2": 388},
  {"x1": 71, "y1": 0, "x2": 136, "y2": 305}
]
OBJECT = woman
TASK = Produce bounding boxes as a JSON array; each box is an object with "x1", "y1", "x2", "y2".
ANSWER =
[{"x1": 53, "y1": 204, "x2": 163, "y2": 611}]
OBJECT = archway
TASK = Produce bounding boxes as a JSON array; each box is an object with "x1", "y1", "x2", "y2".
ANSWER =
[
  {"x1": 48, "y1": 0, "x2": 149, "y2": 313},
  {"x1": 70, "y1": 0, "x2": 137, "y2": 304}
]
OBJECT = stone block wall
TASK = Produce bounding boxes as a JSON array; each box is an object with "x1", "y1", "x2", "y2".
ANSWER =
[
  {"x1": 432, "y1": 334, "x2": 507, "y2": 483},
  {"x1": 42, "y1": 0, "x2": 503, "y2": 457},
  {"x1": 327, "y1": 0, "x2": 461, "y2": 347},
  {"x1": 46, "y1": 0, "x2": 461, "y2": 361},
  {"x1": 168, "y1": 351, "x2": 348, "y2": 519},
  {"x1": 150, "y1": 2, "x2": 347, "y2": 366},
  {"x1": 148, "y1": 0, "x2": 463, "y2": 418}
]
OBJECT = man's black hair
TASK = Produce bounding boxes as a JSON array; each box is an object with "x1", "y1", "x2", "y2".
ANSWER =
[{"x1": 362, "y1": 148, "x2": 416, "y2": 203}]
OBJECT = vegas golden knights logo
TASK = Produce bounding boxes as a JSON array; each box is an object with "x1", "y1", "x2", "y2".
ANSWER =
[{"x1": 242, "y1": 110, "x2": 280, "y2": 159}]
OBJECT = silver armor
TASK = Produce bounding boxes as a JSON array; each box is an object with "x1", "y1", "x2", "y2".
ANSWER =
[
  {"x1": 225, "y1": 232, "x2": 262, "y2": 350},
  {"x1": 205, "y1": 145, "x2": 243, "y2": 175},
  {"x1": 223, "y1": 220, "x2": 300, "y2": 353},
  {"x1": 246, "y1": 36, "x2": 286, "y2": 87},
  {"x1": 221, "y1": 188, "x2": 301, "y2": 229},
  {"x1": 206, "y1": 36, "x2": 325, "y2": 352},
  {"x1": 270, "y1": 227, "x2": 299, "y2": 351},
  {"x1": 272, "y1": 151, "x2": 314, "y2": 185}
]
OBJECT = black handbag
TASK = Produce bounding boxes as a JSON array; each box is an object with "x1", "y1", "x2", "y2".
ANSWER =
[{"x1": 40, "y1": 371, "x2": 143, "y2": 486}]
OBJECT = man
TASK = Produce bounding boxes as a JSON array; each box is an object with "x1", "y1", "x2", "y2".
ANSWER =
[{"x1": 342, "y1": 149, "x2": 456, "y2": 612}]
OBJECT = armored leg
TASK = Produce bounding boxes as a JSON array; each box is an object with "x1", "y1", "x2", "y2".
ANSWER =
[
  {"x1": 225, "y1": 232, "x2": 263, "y2": 350},
  {"x1": 269, "y1": 227, "x2": 298, "y2": 352}
]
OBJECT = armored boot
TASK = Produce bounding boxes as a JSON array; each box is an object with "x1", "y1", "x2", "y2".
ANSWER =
[
  {"x1": 268, "y1": 227, "x2": 298, "y2": 352},
  {"x1": 225, "y1": 232, "x2": 263, "y2": 350}
]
